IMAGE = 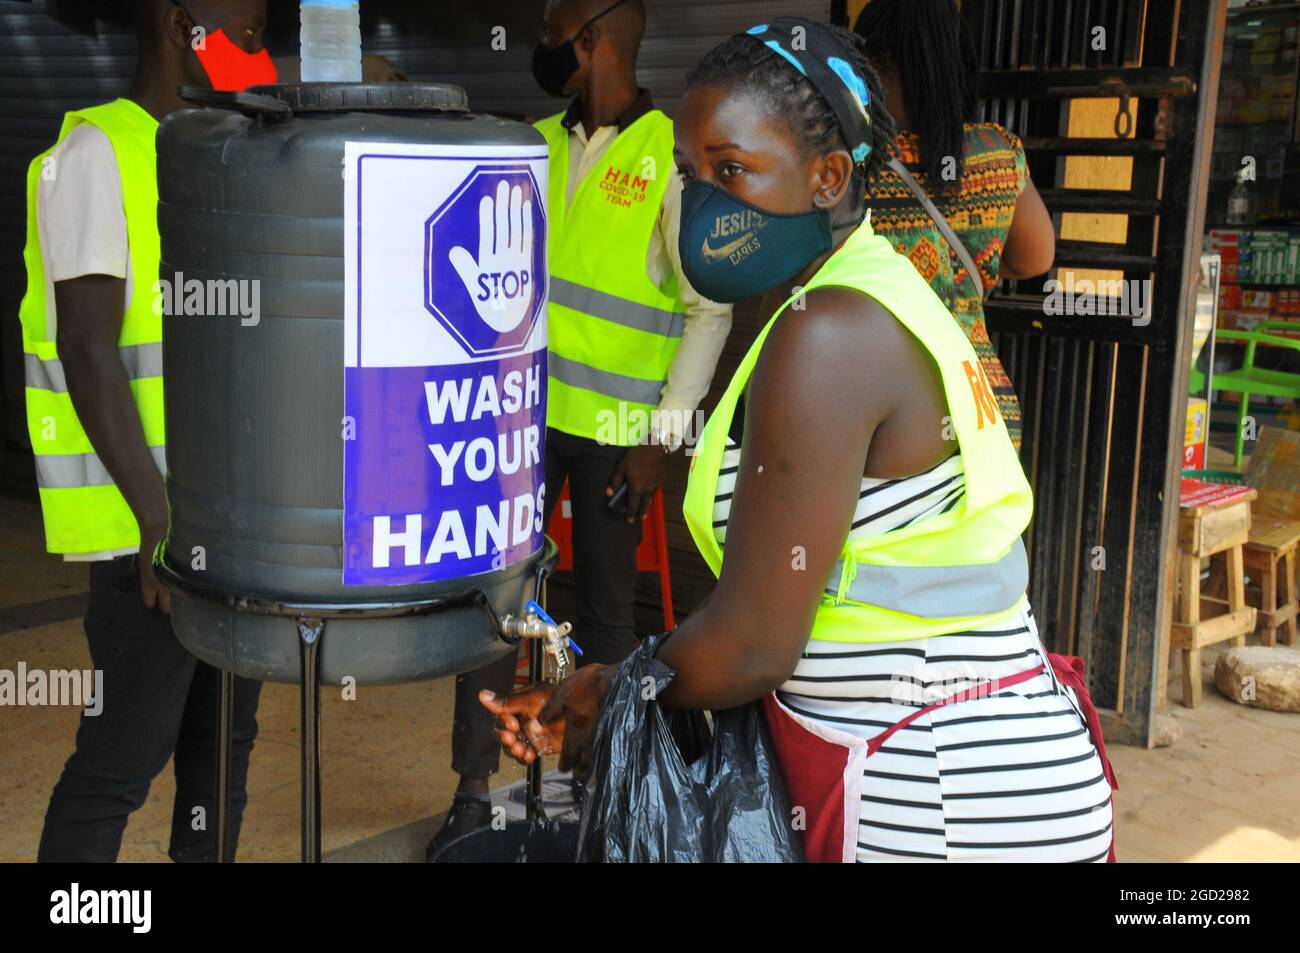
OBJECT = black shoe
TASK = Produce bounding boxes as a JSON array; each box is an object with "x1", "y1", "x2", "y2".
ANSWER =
[{"x1": 424, "y1": 795, "x2": 493, "y2": 862}]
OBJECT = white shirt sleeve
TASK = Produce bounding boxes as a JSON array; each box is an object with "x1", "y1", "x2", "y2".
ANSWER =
[
  {"x1": 37, "y1": 123, "x2": 130, "y2": 283},
  {"x1": 34, "y1": 122, "x2": 132, "y2": 342},
  {"x1": 653, "y1": 168, "x2": 733, "y2": 443},
  {"x1": 35, "y1": 124, "x2": 136, "y2": 563}
]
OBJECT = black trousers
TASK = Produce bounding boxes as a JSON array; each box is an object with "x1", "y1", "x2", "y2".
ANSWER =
[
  {"x1": 449, "y1": 428, "x2": 642, "y2": 779},
  {"x1": 37, "y1": 555, "x2": 262, "y2": 863}
]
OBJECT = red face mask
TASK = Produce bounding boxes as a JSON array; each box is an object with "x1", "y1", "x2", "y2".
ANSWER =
[{"x1": 195, "y1": 28, "x2": 278, "y2": 92}]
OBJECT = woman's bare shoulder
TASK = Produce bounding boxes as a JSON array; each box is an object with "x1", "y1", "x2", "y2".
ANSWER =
[{"x1": 754, "y1": 287, "x2": 920, "y2": 418}]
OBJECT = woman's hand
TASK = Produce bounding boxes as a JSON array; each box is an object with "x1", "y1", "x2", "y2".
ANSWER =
[
  {"x1": 479, "y1": 663, "x2": 615, "y2": 780},
  {"x1": 480, "y1": 682, "x2": 557, "y2": 764}
]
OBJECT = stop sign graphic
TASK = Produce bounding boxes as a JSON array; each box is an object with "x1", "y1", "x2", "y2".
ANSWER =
[{"x1": 424, "y1": 164, "x2": 547, "y2": 357}]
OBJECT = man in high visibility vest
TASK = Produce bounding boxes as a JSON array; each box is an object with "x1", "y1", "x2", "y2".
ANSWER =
[
  {"x1": 21, "y1": 0, "x2": 275, "y2": 862},
  {"x1": 427, "y1": 0, "x2": 732, "y2": 856}
]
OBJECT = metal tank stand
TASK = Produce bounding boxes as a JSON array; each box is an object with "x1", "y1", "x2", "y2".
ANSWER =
[
  {"x1": 526, "y1": 575, "x2": 548, "y2": 820},
  {"x1": 296, "y1": 617, "x2": 325, "y2": 862},
  {"x1": 211, "y1": 618, "x2": 324, "y2": 862},
  {"x1": 211, "y1": 631, "x2": 323, "y2": 862},
  {"x1": 159, "y1": 540, "x2": 559, "y2": 864},
  {"x1": 215, "y1": 669, "x2": 235, "y2": 862},
  {"x1": 206, "y1": 601, "x2": 476, "y2": 863},
  {"x1": 218, "y1": 615, "x2": 322, "y2": 863}
]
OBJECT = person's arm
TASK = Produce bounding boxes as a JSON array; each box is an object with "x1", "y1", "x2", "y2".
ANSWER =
[
  {"x1": 39, "y1": 125, "x2": 168, "y2": 609},
  {"x1": 652, "y1": 288, "x2": 889, "y2": 708},
  {"x1": 54, "y1": 278, "x2": 170, "y2": 612},
  {"x1": 1000, "y1": 179, "x2": 1055, "y2": 280},
  {"x1": 998, "y1": 132, "x2": 1056, "y2": 280},
  {"x1": 605, "y1": 171, "x2": 733, "y2": 523},
  {"x1": 484, "y1": 288, "x2": 910, "y2": 768}
]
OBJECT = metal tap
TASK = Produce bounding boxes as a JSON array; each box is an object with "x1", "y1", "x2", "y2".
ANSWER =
[{"x1": 498, "y1": 600, "x2": 578, "y2": 683}]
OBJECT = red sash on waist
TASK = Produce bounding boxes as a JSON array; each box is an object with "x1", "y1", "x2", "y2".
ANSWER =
[{"x1": 762, "y1": 655, "x2": 1118, "y2": 863}]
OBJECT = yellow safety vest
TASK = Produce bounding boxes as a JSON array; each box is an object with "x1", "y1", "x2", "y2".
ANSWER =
[
  {"x1": 18, "y1": 99, "x2": 164, "y2": 555},
  {"x1": 535, "y1": 110, "x2": 686, "y2": 445},
  {"x1": 683, "y1": 218, "x2": 1034, "y2": 642}
]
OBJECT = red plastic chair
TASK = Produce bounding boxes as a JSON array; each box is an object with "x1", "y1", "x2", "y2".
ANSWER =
[{"x1": 547, "y1": 479, "x2": 675, "y2": 630}]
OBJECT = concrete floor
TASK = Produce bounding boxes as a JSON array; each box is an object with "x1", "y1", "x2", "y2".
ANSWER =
[{"x1": 1, "y1": 492, "x2": 1297, "y2": 862}]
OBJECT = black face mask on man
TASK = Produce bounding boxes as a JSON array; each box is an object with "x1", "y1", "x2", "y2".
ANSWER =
[{"x1": 532, "y1": 0, "x2": 635, "y2": 97}]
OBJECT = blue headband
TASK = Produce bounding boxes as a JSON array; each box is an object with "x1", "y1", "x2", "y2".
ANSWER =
[{"x1": 744, "y1": 18, "x2": 874, "y2": 164}]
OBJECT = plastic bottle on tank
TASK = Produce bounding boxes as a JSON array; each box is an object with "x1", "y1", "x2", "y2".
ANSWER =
[{"x1": 300, "y1": 0, "x2": 363, "y2": 83}]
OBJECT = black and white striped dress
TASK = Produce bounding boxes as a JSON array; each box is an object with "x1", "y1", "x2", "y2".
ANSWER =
[{"x1": 714, "y1": 441, "x2": 1115, "y2": 862}]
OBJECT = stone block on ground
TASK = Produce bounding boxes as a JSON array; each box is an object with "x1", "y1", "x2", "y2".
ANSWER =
[{"x1": 1214, "y1": 646, "x2": 1300, "y2": 713}]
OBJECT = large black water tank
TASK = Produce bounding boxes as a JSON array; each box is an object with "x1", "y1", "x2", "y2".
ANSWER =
[{"x1": 156, "y1": 84, "x2": 550, "y2": 684}]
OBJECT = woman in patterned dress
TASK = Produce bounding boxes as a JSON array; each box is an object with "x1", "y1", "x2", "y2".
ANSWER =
[{"x1": 856, "y1": 0, "x2": 1057, "y2": 450}]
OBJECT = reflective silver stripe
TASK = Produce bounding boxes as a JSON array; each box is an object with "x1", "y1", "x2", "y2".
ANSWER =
[
  {"x1": 549, "y1": 353, "x2": 664, "y2": 406},
  {"x1": 25, "y1": 342, "x2": 164, "y2": 394},
  {"x1": 550, "y1": 277, "x2": 685, "y2": 338},
  {"x1": 35, "y1": 444, "x2": 166, "y2": 490},
  {"x1": 826, "y1": 537, "x2": 1028, "y2": 619}
]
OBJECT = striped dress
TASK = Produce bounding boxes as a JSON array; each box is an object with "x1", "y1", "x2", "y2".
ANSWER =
[{"x1": 714, "y1": 440, "x2": 1114, "y2": 863}]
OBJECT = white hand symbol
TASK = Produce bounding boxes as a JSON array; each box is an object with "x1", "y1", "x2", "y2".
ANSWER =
[{"x1": 449, "y1": 180, "x2": 535, "y2": 334}]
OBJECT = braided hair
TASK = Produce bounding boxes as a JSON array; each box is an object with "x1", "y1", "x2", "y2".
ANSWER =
[
  {"x1": 685, "y1": 23, "x2": 896, "y2": 212},
  {"x1": 854, "y1": 0, "x2": 979, "y2": 197}
]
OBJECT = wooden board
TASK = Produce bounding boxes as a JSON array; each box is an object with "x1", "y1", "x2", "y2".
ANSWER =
[
  {"x1": 1177, "y1": 496, "x2": 1253, "y2": 555},
  {"x1": 1170, "y1": 607, "x2": 1255, "y2": 649},
  {"x1": 1246, "y1": 517, "x2": 1300, "y2": 554},
  {"x1": 1245, "y1": 428, "x2": 1300, "y2": 523}
]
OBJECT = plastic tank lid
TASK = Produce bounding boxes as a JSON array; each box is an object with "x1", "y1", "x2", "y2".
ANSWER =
[{"x1": 245, "y1": 82, "x2": 469, "y2": 113}]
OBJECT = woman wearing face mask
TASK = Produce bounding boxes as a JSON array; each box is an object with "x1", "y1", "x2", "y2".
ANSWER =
[{"x1": 484, "y1": 20, "x2": 1115, "y2": 863}]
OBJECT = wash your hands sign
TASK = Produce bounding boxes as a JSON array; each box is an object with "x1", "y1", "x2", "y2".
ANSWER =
[{"x1": 343, "y1": 141, "x2": 548, "y2": 586}]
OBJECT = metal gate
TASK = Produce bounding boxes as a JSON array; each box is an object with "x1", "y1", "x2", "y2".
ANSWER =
[{"x1": 965, "y1": 0, "x2": 1226, "y2": 745}]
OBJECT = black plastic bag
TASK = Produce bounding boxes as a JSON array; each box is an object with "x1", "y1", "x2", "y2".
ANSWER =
[{"x1": 574, "y1": 634, "x2": 804, "y2": 863}]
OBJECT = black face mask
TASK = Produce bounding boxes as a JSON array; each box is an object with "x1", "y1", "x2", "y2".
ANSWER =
[
  {"x1": 532, "y1": 0, "x2": 634, "y2": 98},
  {"x1": 531, "y1": 38, "x2": 581, "y2": 97}
]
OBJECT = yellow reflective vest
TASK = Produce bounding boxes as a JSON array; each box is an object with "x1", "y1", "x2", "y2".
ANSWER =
[
  {"x1": 683, "y1": 218, "x2": 1034, "y2": 642},
  {"x1": 534, "y1": 110, "x2": 686, "y2": 445},
  {"x1": 18, "y1": 99, "x2": 164, "y2": 555}
]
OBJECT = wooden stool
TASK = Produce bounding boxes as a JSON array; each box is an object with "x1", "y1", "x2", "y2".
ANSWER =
[
  {"x1": 1167, "y1": 488, "x2": 1258, "y2": 708},
  {"x1": 1243, "y1": 516, "x2": 1300, "y2": 647}
]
